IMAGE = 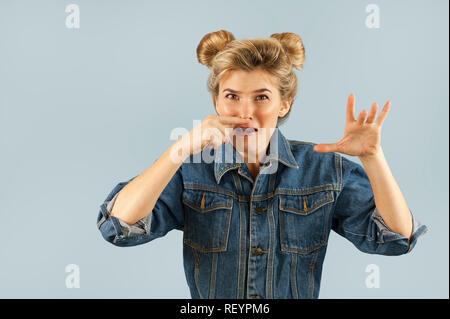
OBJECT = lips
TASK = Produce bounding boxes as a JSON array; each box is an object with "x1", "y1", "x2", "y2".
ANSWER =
[
  {"x1": 233, "y1": 126, "x2": 258, "y2": 136},
  {"x1": 234, "y1": 125, "x2": 258, "y2": 131}
]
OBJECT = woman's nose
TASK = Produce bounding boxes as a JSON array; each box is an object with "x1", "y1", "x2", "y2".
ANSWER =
[{"x1": 238, "y1": 98, "x2": 254, "y2": 117}]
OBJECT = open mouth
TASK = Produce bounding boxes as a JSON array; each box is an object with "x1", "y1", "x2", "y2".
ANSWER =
[{"x1": 233, "y1": 127, "x2": 258, "y2": 136}]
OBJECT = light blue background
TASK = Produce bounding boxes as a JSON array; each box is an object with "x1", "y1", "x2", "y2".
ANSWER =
[{"x1": 0, "y1": 0, "x2": 448, "y2": 298}]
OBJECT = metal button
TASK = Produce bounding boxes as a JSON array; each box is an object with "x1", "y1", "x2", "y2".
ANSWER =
[
  {"x1": 252, "y1": 247, "x2": 267, "y2": 256},
  {"x1": 254, "y1": 207, "x2": 267, "y2": 214}
]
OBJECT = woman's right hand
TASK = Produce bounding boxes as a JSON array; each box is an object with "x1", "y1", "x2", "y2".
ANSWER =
[{"x1": 184, "y1": 115, "x2": 251, "y2": 155}]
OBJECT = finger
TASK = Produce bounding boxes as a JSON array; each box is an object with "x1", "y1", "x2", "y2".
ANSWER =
[
  {"x1": 223, "y1": 127, "x2": 234, "y2": 143},
  {"x1": 211, "y1": 134, "x2": 222, "y2": 149},
  {"x1": 202, "y1": 127, "x2": 219, "y2": 147},
  {"x1": 209, "y1": 127, "x2": 228, "y2": 148},
  {"x1": 204, "y1": 133, "x2": 220, "y2": 149},
  {"x1": 216, "y1": 131, "x2": 230, "y2": 146},
  {"x1": 376, "y1": 101, "x2": 391, "y2": 126},
  {"x1": 212, "y1": 123, "x2": 227, "y2": 137},
  {"x1": 215, "y1": 124, "x2": 235, "y2": 144},
  {"x1": 346, "y1": 94, "x2": 356, "y2": 123},
  {"x1": 366, "y1": 102, "x2": 378, "y2": 124},
  {"x1": 314, "y1": 143, "x2": 338, "y2": 153},
  {"x1": 356, "y1": 109, "x2": 368, "y2": 125},
  {"x1": 218, "y1": 116, "x2": 251, "y2": 126}
]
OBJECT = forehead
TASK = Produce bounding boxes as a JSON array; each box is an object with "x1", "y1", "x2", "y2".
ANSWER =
[{"x1": 219, "y1": 69, "x2": 277, "y2": 92}]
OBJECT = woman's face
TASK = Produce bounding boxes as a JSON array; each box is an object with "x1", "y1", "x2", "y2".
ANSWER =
[{"x1": 214, "y1": 68, "x2": 290, "y2": 163}]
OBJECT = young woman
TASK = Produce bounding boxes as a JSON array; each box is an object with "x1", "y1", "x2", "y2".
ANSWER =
[{"x1": 97, "y1": 30, "x2": 427, "y2": 299}]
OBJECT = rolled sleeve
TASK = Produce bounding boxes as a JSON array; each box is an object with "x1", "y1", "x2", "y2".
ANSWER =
[
  {"x1": 97, "y1": 165, "x2": 185, "y2": 247},
  {"x1": 332, "y1": 155, "x2": 428, "y2": 256},
  {"x1": 371, "y1": 206, "x2": 428, "y2": 254},
  {"x1": 97, "y1": 182, "x2": 152, "y2": 237},
  {"x1": 97, "y1": 175, "x2": 151, "y2": 246}
]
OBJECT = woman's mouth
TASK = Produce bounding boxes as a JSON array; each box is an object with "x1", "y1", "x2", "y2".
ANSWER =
[{"x1": 233, "y1": 127, "x2": 258, "y2": 136}]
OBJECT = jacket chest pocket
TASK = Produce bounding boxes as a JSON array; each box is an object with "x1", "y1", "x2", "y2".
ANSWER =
[
  {"x1": 278, "y1": 190, "x2": 334, "y2": 254},
  {"x1": 182, "y1": 189, "x2": 233, "y2": 252}
]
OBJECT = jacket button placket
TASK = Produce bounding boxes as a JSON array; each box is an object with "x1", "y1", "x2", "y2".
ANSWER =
[{"x1": 247, "y1": 174, "x2": 270, "y2": 299}]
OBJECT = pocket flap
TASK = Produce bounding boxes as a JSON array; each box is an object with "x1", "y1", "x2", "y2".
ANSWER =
[
  {"x1": 279, "y1": 191, "x2": 334, "y2": 216},
  {"x1": 182, "y1": 189, "x2": 233, "y2": 213}
]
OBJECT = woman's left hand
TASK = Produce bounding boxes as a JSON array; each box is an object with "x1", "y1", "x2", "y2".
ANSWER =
[{"x1": 313, "y1": 93, "x2": 390, "y2": 158}]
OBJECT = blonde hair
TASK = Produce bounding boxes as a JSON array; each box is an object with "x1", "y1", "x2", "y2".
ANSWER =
[{"x1": 196, "y1": 30, "x2": 305, "y2": 126}]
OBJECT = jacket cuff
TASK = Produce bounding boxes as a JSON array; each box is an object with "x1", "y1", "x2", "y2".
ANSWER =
[
  {"x1": 97, "y1": 192, "x2": 152, "y2": 242},
  {"x1": 371, "y1": 207, "x2": 428, "y2": 253}
]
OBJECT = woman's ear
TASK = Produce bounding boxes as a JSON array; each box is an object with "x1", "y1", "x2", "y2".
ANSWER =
[{"x1": 278, "y1": 100, "x2": 291, "y2": 117}]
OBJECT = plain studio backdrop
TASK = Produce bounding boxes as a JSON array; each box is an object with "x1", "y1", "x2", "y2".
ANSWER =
[{"x1": 0, "y1": 0, "x2": 448, "y2": 298}]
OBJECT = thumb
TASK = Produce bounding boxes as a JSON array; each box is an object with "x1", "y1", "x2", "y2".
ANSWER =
[{"x1": 313, "y1": 143, "x2": 337, "y2": 153}]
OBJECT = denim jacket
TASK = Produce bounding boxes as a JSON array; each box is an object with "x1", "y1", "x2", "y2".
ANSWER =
[{"x1": 97, "y1": 128, "x2": 427, "y2": 299}]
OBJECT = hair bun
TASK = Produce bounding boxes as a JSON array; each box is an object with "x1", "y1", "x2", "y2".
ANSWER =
[
  {"x1": 196, "y1": 30, "x2": 236, "y2": 68},
  {"x1": 270, "y1": 32, "x2": 305, "y2": 70}
]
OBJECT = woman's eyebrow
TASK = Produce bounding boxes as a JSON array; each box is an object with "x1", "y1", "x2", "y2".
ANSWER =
[{"x1": 222, "y1": 88, "x2": 272, "y2": 94}]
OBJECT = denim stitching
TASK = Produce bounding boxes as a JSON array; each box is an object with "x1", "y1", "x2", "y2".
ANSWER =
[
  {"x1": 278, "y1": 192, "x2": 334, "y2": 254},
  {"x1": 247, "y1": 168, "x2": 266, "y2": 298},
  {"x1": 97, "y1": 216, "x2": 106, "y2": 229},
  {"x1": 276, "y1": 185, "x2": 341, "y2": 195},
  {"x1": 209, "y1": 253, "x2": 218, "y2": 299},
  {"x1": 289, "y1": 141, "x2": 316, "y2": 145},
  {"x1": 192, "y1": 248, "x2": 203, "y2": 299},
  {"x1": 309, "y1": 250, "x2": 319, "y2": 298},
  {"x1": 183, "y1": 201, "x2": 232, "y2": 253},
  {"x1": 265, "y1": 172, "x2": 277, "y2": 299},
  {"x1": 182, "y1": 199, "x2": 233, "y2": 212},
  {"x1": 184, "y1": 183, "x2": 342, "y2": 201},
  {"x1": 217, "y1": 164, "x2": 241, "y2": 184},
  {"x1": 282, "y1": 136, "x2": 299, "y2": 168},
  {"x1": 182, "y1": 188, "x2": 233, "y2": 252},
  {"x1": 279, "y1": 192, "x2": 334, "y2": 215},
  {"x1": 336, "y1": 153, "x2": 342, "y2": 186},
  {"x1": 290, "y1": 253, "x2": 299, "y2": 298},
  {"x1": 231, "y1": 170, "x2": 247, "y2": 299},
  {"x1": 266, "y1": 204, "x2": 275, "y2": 299},
  {"x1": 237, "y1": 165, "x2": 255, "y2": 185}
]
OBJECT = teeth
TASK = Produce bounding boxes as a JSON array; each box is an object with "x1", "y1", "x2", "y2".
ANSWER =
[{"x1": 235, "y1": 127, "x2": 256, "y2": 133}]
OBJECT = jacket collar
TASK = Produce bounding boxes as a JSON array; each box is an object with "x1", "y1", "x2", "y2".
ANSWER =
[{"x1": 213, "y1": 128, "x2": 299, "y2": 184}]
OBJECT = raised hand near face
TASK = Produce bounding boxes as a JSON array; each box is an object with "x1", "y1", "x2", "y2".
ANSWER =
[{"x1": 313, "y1": 93, "x2": 391, "y2": 159}]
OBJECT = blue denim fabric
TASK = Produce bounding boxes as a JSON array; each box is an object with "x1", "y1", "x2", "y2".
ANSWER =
[{"x1": 97, "y1": 128, "x2": 428, "y2": 299}]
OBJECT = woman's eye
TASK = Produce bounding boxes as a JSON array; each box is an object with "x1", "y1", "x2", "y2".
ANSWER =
[
  {"x1": 225, "y1": 94, "x2": 269, "y2": 102},
  {"x1": 256, "y1": 95, "x2": 269, "y2": 101},
  {"x1": 225, "y1": 94, "x2": 238, "y2": 100}
]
